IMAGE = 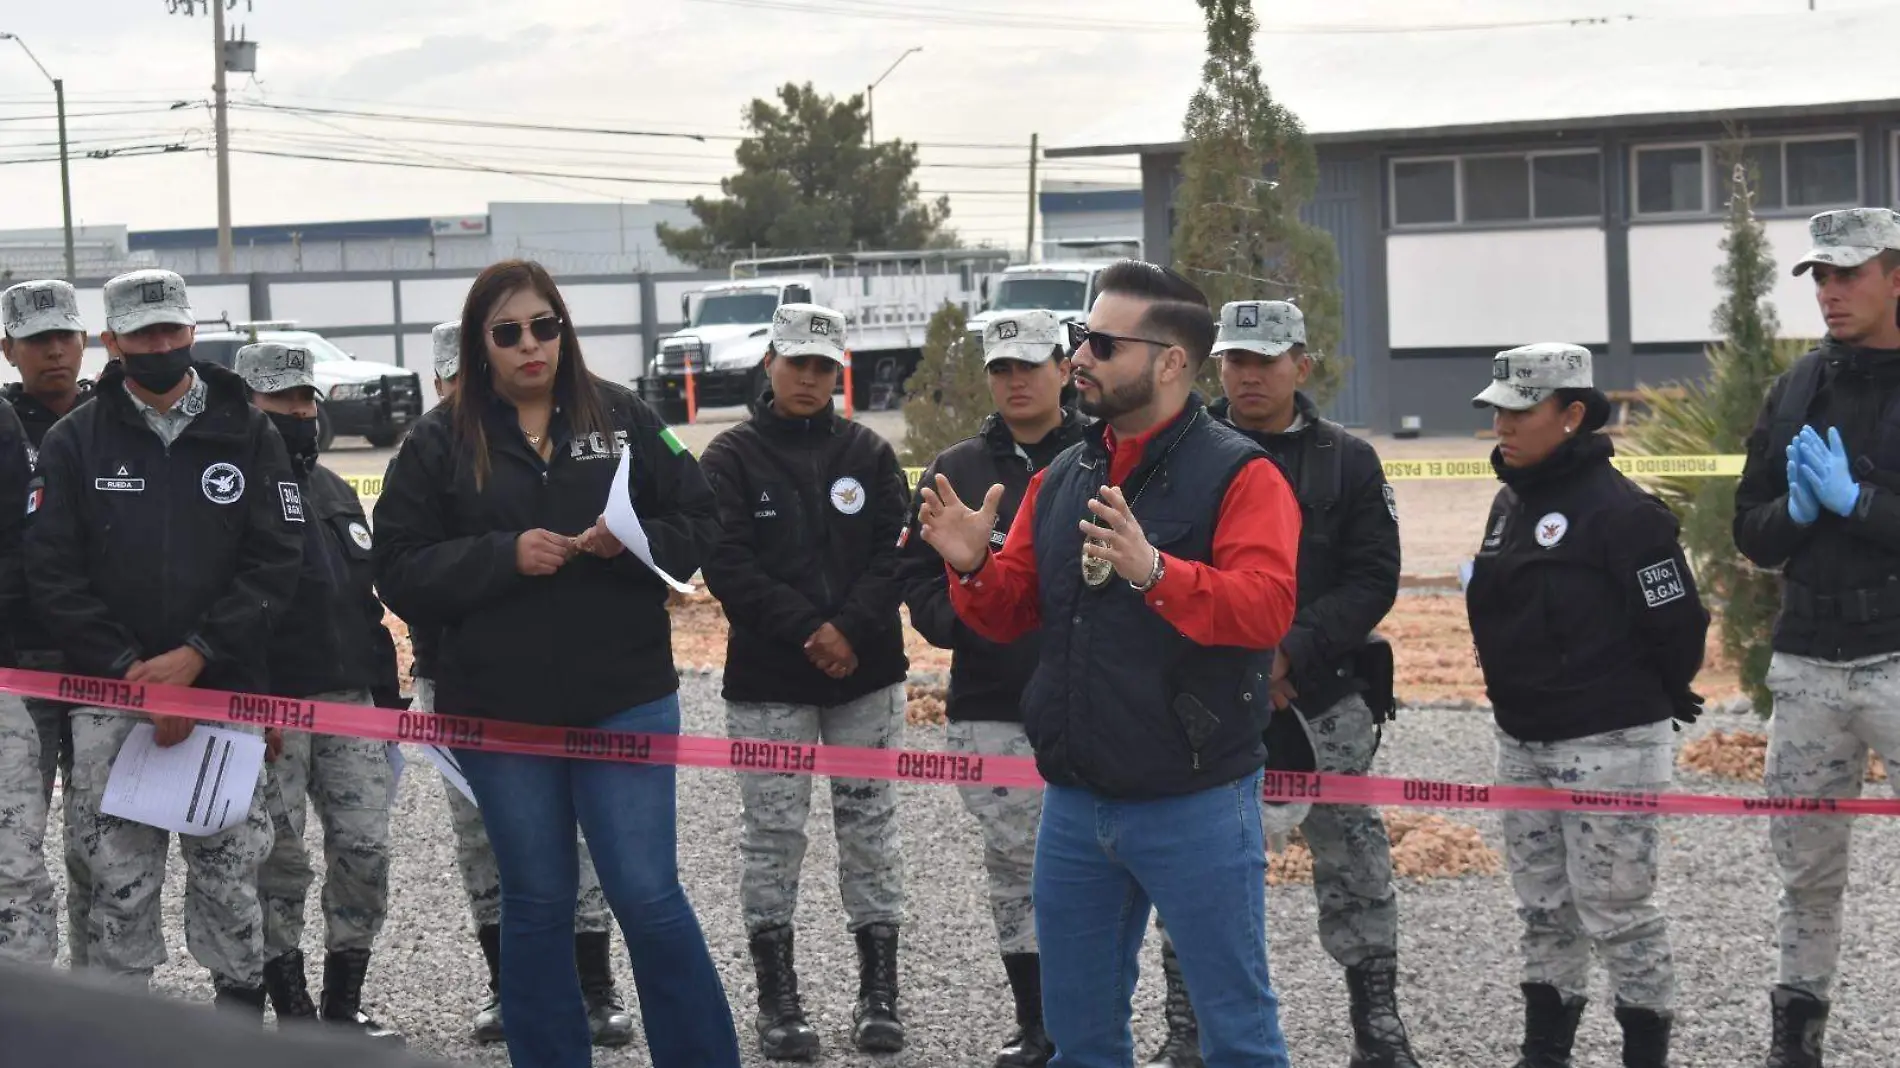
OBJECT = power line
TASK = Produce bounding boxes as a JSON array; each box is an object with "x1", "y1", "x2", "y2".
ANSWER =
[
  {"x1": 229, "y1": 146, "x2": 729, "y2": 187},
  {"x1": 0, "y1": 105, "x2": 198, "y2": 124}
]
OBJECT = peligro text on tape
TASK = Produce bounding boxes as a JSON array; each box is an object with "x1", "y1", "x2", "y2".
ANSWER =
[{"x1": 6, "y1": 668, "x2": 1896, "y2": 819}]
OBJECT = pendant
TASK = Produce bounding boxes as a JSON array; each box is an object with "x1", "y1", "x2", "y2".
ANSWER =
[{"x1": 1082, "y1": 537, "x2": 1114, "y2": 588}]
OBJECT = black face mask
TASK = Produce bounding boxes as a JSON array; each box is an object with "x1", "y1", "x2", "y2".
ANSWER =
[
  {"x1": 267, "y1": 411, "x2": 321, "y2": 472},
  {"x1": 123, "y1": 346, "x2": 194, "y2": 394}
]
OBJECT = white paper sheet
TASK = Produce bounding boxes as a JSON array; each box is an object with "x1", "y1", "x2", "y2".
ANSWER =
[
  {"x1": 418, "y1": 744, "x2": 477, "y2": 807},
  {"x1": 604, "y1": 445, "x2": 696, "y2": 594},
  {"x1": 101, "y1": 724, "x2": 266, "y2": 836}
]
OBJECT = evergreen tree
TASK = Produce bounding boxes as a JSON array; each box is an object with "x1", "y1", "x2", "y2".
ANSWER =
[
  {"x1": 899, "y1": 302, "x2": 990, "y2": 466},
  {"x1": 1170, "y1": 0, "x2": 1345, "y2": 404},
  {"x1": 1632, "y1": 131, "x2": 1807, "y2": 714},
  {"x1": 658, "y1": 83, "x2": 952, "y2": 268}
]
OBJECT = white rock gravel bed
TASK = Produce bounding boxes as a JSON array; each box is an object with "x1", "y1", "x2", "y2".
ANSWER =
[{"x1": 40, "y1": 680, "x2": 1900, "y2": 1066}]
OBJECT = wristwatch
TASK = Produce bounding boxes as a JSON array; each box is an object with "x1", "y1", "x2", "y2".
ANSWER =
[{"x1": 1130, "y1": 547, "x2": 1166, "y2": 593}]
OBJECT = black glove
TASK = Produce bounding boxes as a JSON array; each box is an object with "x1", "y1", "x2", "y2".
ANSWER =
[{"x1": 1671, "y1": 689, "x2": 1705, "y2": 727}]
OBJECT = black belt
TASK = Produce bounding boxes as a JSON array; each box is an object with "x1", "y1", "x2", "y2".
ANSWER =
[{"x1": 1783, "y1": 579, "x2": 1900, "y2": 623}]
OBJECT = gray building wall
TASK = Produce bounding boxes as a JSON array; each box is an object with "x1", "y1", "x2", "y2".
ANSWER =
[{"x1": 1135, "y1": 107, "x2": 1900, "y2": 433}]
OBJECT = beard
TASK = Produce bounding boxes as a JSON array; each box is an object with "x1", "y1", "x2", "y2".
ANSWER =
[{"x1": 1075, "y1": 362, "x2": 1157, "y2": 421}]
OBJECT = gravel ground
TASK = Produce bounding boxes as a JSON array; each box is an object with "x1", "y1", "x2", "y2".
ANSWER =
[{"x1": 42, "y1": 678, "x2": 1900, "y2": 1067}]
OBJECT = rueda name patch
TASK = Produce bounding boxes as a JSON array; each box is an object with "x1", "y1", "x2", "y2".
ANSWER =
[{"x1": 1639, "y1": 558, "x2": 1687, "y2": 608}]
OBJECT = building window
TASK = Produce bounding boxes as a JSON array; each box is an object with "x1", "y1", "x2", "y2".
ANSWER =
[
  {"x1": 1648, "y1": 135, "x2": 1859, "y2": 217},
  {"x1": 1635, "y1": 146, "x2": 1706, "y2": 215},
  {"x1": 1392, "y1": 159, "x2": 1456, "y2": 226},
  {"x1": 1389, "y1": 150, "x2": 1601, "y2": 228},
  {"x1": 1533, "y1": 153, "x2": 1603, "y2": 219}
]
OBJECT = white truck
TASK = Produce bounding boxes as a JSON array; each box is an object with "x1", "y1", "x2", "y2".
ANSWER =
[
  {"x1": 637, "y1": 248, "x2": 1010, "y2": 421},
  {"x1": 964, "y1": 260, "x2": 1124, "y2": 349}
]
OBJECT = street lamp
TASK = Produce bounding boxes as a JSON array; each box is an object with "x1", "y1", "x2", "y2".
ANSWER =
[
  {"x1": 866, "y1": 46, "x2": 922, "y2": 147},
  {"x1": 0, "y1": 32, "x2": 75, "y2": 281}
]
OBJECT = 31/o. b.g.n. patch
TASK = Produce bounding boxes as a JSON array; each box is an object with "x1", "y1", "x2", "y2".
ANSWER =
[
  {"x1": 1638, "y1": 558, "x2": 1687, "y2": 609},
  {"x1": 1383, "y1": 483, "x2": 1399, "y2": 523},
  {"x1": 278, "y1": 482, "x2": 306, "y2": 523}
]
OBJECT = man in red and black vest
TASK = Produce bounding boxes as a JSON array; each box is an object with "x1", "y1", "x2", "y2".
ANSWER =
[{"x1": 918, "y1": 261, "x2": 1302, "y2": 1067}]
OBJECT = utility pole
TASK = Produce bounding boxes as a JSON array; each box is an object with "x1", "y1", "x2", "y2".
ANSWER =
[
  {"x1": 213, "y1": 0, "x2": 233, "y2": 272},
  {"x1": 866, "y1": 45, "x2": 922, "y2": 146},
  {"x1": 0, "y1": 34, "x2": 74, "y2": 279},
  {"x1": 1026, "y1": 133, "x2": 1039, "y2": 264}
]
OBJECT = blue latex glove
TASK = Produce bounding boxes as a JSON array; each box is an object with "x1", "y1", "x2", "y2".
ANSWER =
[
  {"x1": 1796, "y1": 425, "x2": 1861, "y2": 517},
  {"x1": 1786, "y1": 450, "x2": 1820, "y2": 525}
]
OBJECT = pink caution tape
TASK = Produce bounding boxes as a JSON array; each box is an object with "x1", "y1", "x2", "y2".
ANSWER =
[{"x1": 5, "y1": 667, "x2": 1895, "y2": 818}]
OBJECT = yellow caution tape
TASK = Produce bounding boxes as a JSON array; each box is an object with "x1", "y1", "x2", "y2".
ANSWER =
[{"x1": 344, "y1": 454, "x2": 1747, "y2": 500}]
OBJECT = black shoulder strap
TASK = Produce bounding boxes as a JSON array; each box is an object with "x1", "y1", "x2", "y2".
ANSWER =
[
  {"x1": 1296, "y1": 419, "x2": 1346, "y2": 514},
  {"x1": 1768, "y1": 353, "x2": 1828, "y2": 462}
]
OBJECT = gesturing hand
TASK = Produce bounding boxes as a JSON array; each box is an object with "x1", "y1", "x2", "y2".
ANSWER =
[
  {"x1": 573, "y1": 515, "x2": 626, "y2": 559},
  {"x1": 1080, "y1": 486, "x2": 1161, "y2": 585},
  {"x1": 917, "y1": 474, "x2": 1004, "y2": 575},
  {"x1": 516, "y1": 529, "x2": 577, "y2": 576},
  {"x1": 1795, "y1": 425, "x2": 1862, "y2": 518}
]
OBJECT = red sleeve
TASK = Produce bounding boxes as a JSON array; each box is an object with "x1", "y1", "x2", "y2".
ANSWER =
[
  {"x1": 945, "y1": 469, "x2": 1045, "y2": 644},
  {"x1": 1140, "y1": 457, "x2": 1300, "y2": 649}
]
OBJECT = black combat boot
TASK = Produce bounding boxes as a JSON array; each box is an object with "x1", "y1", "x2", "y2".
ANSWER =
[
  {"x1": 1765, "y1": 985, "x2": 1828, "y2": 1068},
  {"x1": 997, "y1": 952, "x2": 1054, "y2": 1067},
  {"x1": 213, "y1": 981, "x2": 268, "y2": 1024},
  {"x1": 473, "y1": 924, "x2": 504, "y2": 1044},
  {"x1": 1345, "y1": 956, "x2": 1423, "y2": 1068},
  {"x1": 262, "y1": 949, "x2": 318, "y2": 1024},
  {"x1": 1511, "y1": 983, "x2": 1586, "y2": 1068},
  {"x1": 576, "y1": 930, "x2": 634, "y2": 1048},
  {"x1": 852, "y1": 923, "x2": 905, "y2": 1053},
  {"x1": 1143, "y1": 939, "x2": 1203, "y2": 1068},
  {"x1": 747, "y1": 925, "x2": 819, "y2": 1061},
  {"x1": 320, "y1": 948, "x2": 404, "y2": 1044},
  {"x1": 1613, "y1": 1003, "x2": 1673, "y2": 1068}
]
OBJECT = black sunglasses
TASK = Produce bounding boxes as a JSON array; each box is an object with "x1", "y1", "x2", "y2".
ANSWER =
[
  {"x1": 489, "y1": 314, "x2": 563, "y2": 349},
  {"x1": 1065, "y1": 320, "x2": 1172, "y2": 362}
]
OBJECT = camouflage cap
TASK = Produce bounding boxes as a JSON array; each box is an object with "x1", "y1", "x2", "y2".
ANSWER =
[
  {"x1": 769, "y1": 302, "x2": 847, "y2": 364},
  {"x1": 432, "y1": 321, "x2": 460, "y2": 380},
  {"x1": 982, "y1": 309, "x2": 1065, "y2": 366},
  {"x1": 1792, "y1": 207, "x2": 1900, "y2": 276},
  {"x1": 1212, "y1": 300, "x2": 1306, "y2": 358},
  {"x1": 236, "y1": 341, "x2": 317, "y2": 395},
  {"x1": 1471, "y1": 342, "x2": 1594, "y2": 411},
  {"x1": 103, "y1": 269, "x2": 193, "y2": 335},
  {"x1": 2, "y1": 279, "x2": 86, "y2": 340}
]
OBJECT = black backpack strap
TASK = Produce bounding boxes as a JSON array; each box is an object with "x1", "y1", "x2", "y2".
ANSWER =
[
  {"x1": 1296, "y1": 419, "x2": 1346, "y2": 514},
  {"x1": 1768, "y1": 352, "x2": 1828, "y2": 464}
]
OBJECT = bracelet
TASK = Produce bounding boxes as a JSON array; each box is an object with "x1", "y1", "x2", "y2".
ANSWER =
[{"x1": 1130, "y1": 547, "x2": 1165, "y2": 593}]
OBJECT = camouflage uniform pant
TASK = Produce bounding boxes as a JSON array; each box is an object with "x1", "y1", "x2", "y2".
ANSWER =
[
  {"x1": 727, "y1": 682, "x2": 906, "y2": 935},
  {"x1": 257, "y1": 690, "x2": 394, "y2": 957},
  {"x1": 1497, "y1": 720, "x2": 1676, "y2": 1011},
  {"x1": 1763, "y1": 651, "x2": 1900, "y2": 1000},
  {"x1": 17, "y1": 648, "x2": 89, "y2": 965},
  {"x1": 1160, "y1": 694, "x2": 1400, "y2": 967},
  {"x1": 68, "y1": 708, "x2": 273, "y2": 988},
  {"x1": 0, "y1": 691, "x2": 56, "y2": 964},
  {"x1": 414, "y1": 678, "x2": 610, "y2": 933},
  {"x1": 946, "y1": 719, "x2": 1040, "y2": 955}
]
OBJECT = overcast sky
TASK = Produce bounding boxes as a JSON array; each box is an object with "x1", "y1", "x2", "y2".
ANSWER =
[{"x1": 0, "y1": 0, "x2": 1879, "y2": 250}]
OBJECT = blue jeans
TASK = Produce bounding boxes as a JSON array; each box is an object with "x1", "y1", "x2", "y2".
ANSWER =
[
  {"x1": 1033, "y1": 770, "x2": 1288, "y2": 1068},
  {"x1": 457, "y1": 694, "x2": 741, "y2": 1068}
]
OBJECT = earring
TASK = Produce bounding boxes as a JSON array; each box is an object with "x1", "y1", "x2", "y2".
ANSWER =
[{"x1": 1564, "y1": 426, "x2": 1575, "y2": 435}]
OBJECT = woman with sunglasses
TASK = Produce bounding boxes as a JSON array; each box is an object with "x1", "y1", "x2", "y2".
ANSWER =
[{"x1": 372, "y1": 260, "x2": 739, "y2": 1068}]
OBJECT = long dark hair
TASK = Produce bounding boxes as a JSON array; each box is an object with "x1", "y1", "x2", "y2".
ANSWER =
[{"x1": 451, "y1": 259, "x2": 609, "y2": 488}]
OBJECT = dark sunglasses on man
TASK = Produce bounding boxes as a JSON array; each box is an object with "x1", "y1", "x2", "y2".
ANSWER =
[
  {"x1": 1065, "y1": 319, "x2": 1174, "y2": 362},
  {"x1": 490, "y1": 314, "x2": 563, "y2": 349}
]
